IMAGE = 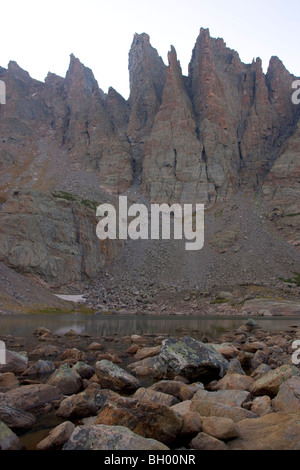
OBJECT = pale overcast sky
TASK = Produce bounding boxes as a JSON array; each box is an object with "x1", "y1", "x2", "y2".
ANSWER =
[{"x1": 1, "y1": 0, "x2": 299, "y2": 99}]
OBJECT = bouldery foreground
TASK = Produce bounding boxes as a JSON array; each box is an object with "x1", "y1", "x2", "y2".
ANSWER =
[{"x1": 0, "y1": 318, "x2": 300, "y2": 450}]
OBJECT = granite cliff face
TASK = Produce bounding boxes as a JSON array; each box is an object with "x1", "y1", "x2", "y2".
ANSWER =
[
  {"x1": 0, "y1": 28, "x2": 299, "y2": 289},
  {"x1": 0, "y1": 191, "x2": 119, "y2": 287}
]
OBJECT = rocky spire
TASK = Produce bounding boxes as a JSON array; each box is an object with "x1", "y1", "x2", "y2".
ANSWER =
[
  {"x1": 127, "y1": 33, "x2": 167, "y2": 142},
  {"x1": 142, "y1": 45, "x2": 211, "y2": 203},
  {"x1": 266, "y1": 56, "x2": 296, "y2": 128}
]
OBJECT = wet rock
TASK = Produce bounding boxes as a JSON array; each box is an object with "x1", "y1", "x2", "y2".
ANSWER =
[
  {"x1": 73, "y1": 362, "x2": 95, "y2": 380},
  {"x1": 0, "y1": 372, "x2": 19, "y2": 392},
  {"x1": 0, "y1": 421, "x2": 24, "y2": 450},
  {"x1": 87, "y1": 342, "x2": 104, "y2": 352},
  {"x1": 30, "y1": 344, "x2": 60, "y2": 358},
  {"x1": 131, "y1": 335, "x2": 145, "y2": 344},
  {"x1": 63, "y1": 424, "x2": 169, "y2": 450},
  {"x1": 64, "y1": 330, "x2": 77, "y2": 337},
  {"x1": 96, "y1": 353, "x2": 122, "y2": 364},
  {"x1": 0, "y1": 384, "x2": 62, "y2": 412},
  {"x1": 0, "y1": 404, "x2": 37, "y2": 430},
  {"x1": 47, "y1": 364, "x2": 82, "y2": 395},
  {"x1": 126, "y1": 344, "x2": 140, "y2": 354},
  {"x1": 95, "y1": 399, "x2": 182, "y2": 445},
  {"x1": 154, "y1": 337, "x2": 229, "y2": 383},
  {"x1": 95, "y1": 360, "x2": 141, "y2": 392},
  {"x1": 56, "y1": 384, "x2": 120, "y2": 419},
  {"x1": 36, "y1": 421, "x2": 75, "y2": 450},
  {"x1": 0, "y1": 351, "x2": 28, "y2": 374},
  {"x1": 22, "y1": 360, "x2": 56, "y2": 376},
  {"x1": 33, "y1": 327, "x2": 51, "y2": 337},
  {"x1": 61, "y1": 348, "x2": 87, "y2": 362},
  {"x1": 133, "y1": 346, "x2": 161, "y2": 361}
]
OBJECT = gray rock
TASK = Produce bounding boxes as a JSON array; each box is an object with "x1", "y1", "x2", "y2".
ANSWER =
[
  {"x1": 0, "y1": 384, "x2": 63, "y2": 412},
  {"x1": 227, "y1": 358, "x2": 246, "y2": 376},
  {"x1": 273, "y1": 376, "x2": 300, "y2": 412},
  {"x1": 37, "y1": 421, "x2": 75, "y2": 450},
  {"x1": 95, "y1": 360, "x2": 141, "y2": 392},
  {"x1": 22, "y1": 360, "x2": 56, "y2": 376},
  {"x1": 0, "y1": 404, "x2": 37, "y2": 430},
  {"x1": 63, "y1": 424, "x2": 169, "y2": 450},
  {"x1": 0, "y1": 351, "x2": 28, "y2": 374},
  {"x1": 73, "y1": 362, "x2": 95, "y2": 380},
  {"x1": 154, "y1": 337, "x2": 229, "y2": 383},
  {"x1": 56, "y1": 384, "x2": 120, "y2": 419},
  {"x1": 47, "y1": 363, "x2": 82, "y2": 395},
  {"x1": 0, "y1": 421, "x2": 24, "y2": 450}
]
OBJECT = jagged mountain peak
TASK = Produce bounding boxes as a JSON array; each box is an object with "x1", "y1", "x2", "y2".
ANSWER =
[{"x1": 0, "y1": 27, "x2": 299, "y2": 295}]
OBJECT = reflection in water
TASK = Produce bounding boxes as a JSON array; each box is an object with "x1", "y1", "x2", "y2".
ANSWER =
[{"x1": 0, "y1": 314, "x2": 299, "y2": 347}]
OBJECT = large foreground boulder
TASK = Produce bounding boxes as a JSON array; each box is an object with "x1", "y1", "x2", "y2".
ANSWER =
[
  {"x1": 191, "y1": 399, "x2": 256, "y2": 423},
  {"x1": 228, "y1": 412, "x2": 300, "y2": 450},
  {"x1": 63, "y1": 424, "x2": 169, "y2": 450},
  {"x1": 0, "y1": 404, "x2": 37, "y2": 430},
  {"x1": 95, "y1": 398, "x2": 182, "y2": 445},
  {"x1": 153, "y1": 337, "x2": 229, "y2": 383},
  {"x1": 22, "y1": 360, "x2": 56, "y2": 376},
  {"x1": 0, "y1": 384, "x2": 62, "y2": 412},
  {"x1": 56, "y1": 384, "x2": 120, "y2": 419}
]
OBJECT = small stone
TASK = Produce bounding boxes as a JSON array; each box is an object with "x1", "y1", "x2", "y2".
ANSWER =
[
  {"x1": 201, "y1": 416, "x2": 239, "y2": 441},
  {"x1": 36, "y1": 421, "x2": 75, "y2": 450},
  {"x1": 190, "y1": 432, "x2": 228, "y2": 450},
  {"x1": 251, "y1": 396, "x2": 273, "y2": 416}
]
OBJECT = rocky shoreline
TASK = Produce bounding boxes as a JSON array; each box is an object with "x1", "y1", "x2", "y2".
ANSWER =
[{"x1": 0, "y1": 318, "x2": 300, "y2": 450}]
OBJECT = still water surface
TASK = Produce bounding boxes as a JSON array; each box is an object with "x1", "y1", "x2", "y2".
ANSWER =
[
  {"x1": 1, "y1": 313, "x2": 299, "y2": 450},
  {"x1": 1, "y1": 313, "x2": 299, "y2": 344}
]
